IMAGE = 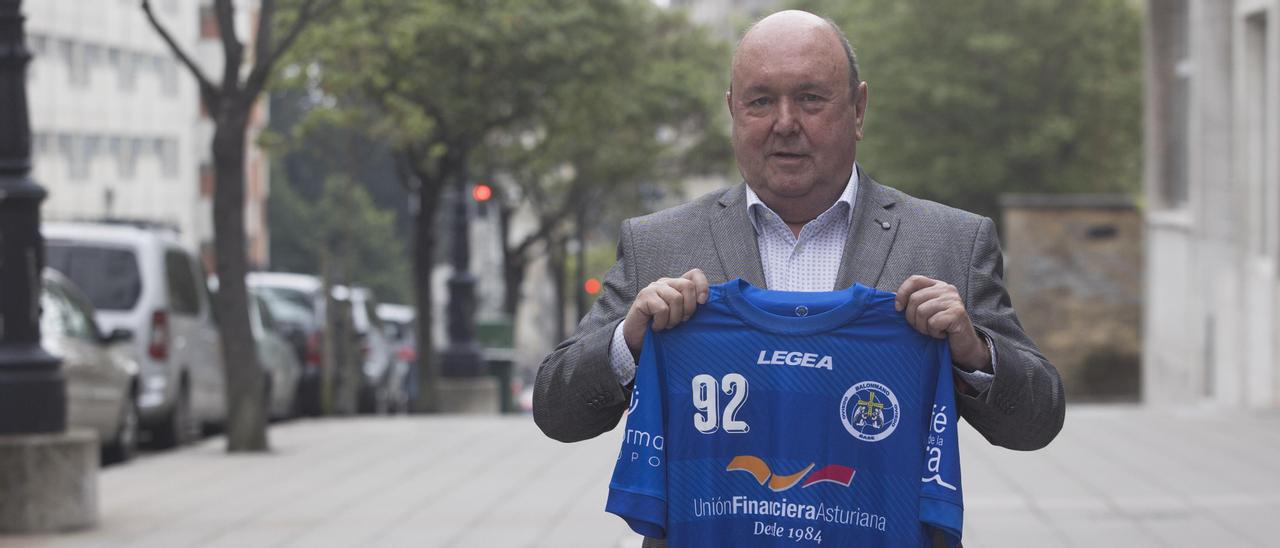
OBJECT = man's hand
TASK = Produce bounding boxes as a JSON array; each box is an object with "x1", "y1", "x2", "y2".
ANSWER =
[
  {"x1": 895, "y1": 275, "x2": 992, "y2": 372},
  {"x1": 623, "y1": 268, "x2": 710, "y2": 354}
]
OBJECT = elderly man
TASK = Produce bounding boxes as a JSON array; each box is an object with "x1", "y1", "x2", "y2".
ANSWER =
[{"x1": 534, "y1": 9, "x2": 1064, "y2": 546}]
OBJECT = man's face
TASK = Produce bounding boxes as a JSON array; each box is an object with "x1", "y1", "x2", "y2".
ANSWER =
[{"x1": 728, "y1": 21, "x2": 866, "y2": 213}]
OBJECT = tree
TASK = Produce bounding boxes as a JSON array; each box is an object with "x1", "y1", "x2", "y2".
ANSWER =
[
  {"x1": 290, "y1": 0, "x2": 656, "y2": 412},
  {"x1": 142, "y1": 0, "x2": 341, "y2": 451},
  {"x1": 267, "y1": 172, "x2": 410, "y2": 305},
  {"x1": 798, "y1": 0, "x2": 1142, "y2": 221},
  {"x1": 482, "y1": 4, "x2": 731, "y2": 328}
]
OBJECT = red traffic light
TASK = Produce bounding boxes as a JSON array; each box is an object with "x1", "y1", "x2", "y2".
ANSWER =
[
  {"x1": 584, "y1": 278, "x2": 602, "y2": 295},
  {"x1": 472, "y1": 183, "x2": 493, "y2": 202}
]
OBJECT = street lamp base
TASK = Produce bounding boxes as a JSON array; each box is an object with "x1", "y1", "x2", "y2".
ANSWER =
[
  {"x1": 0, "y1": 344, "x2": 65, "y2": 435},
  {"x1": 440, "y1": 344, "x2": 486, "y2": 378},
  {"x1": 0, "y1": 429, "x2": 98, "y2": 533}
]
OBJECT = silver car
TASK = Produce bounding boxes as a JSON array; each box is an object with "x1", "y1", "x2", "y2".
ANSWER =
[
  {"x1": 247, "y1": 272, "x2": 326, "y2": 416},
  {"x1": 44, "y1": 222, "x2": 226, "y2": 448},
  {"x1": 41, "y1": 269, "x2": 140, "y2": 463}
]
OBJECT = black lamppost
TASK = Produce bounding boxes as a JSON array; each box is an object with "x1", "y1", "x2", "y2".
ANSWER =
[
  {"x1": 440, "y1": 169, "x2": 484, "y2": 377},
  {"x1": 0, "y1": 0, "x2": 64, "y2": 434}
]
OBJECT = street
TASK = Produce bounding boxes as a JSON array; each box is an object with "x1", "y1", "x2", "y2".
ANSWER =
[{"x1": 3, "y1": 405, "x2": 1278, "y2": 548}]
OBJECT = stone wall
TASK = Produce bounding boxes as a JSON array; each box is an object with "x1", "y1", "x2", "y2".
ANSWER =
[{"x1": 1000, "y1": 194, "x2": 1143, "y2": 401}]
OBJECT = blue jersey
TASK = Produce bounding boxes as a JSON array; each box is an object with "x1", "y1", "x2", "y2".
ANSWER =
[{"x1": 606, "y1": 279, "x2": 963, "y2": 547}]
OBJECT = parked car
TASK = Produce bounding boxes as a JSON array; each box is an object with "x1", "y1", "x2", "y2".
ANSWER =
[
  {"x1": 249, "y1": 289, "x2": 303, "y2": 420},
  {"x1": 375, "y1": 303, "x2": 416, "y2": 413},
  {"x1": 246, "y1": 272, "x2": 325, "y2": 415},
  {"x1": 43, "y1": 221, "x2": 226, "y2": 448},
  {"x1": 40, "y1": 269, "x2": 140, "y2": 463},
  {"x1": 334, "y1": 285, "x2": 395, "y2": 414}
]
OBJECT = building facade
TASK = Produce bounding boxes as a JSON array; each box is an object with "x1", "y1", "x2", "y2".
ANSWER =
[
  {"x1": 1144, "y1": 0, "x2": 1280, "y2": 407},
  {"x1": 26, "y1": 0, "x2": 199, "y2": 243},
  {"x1": 25, "y1": 0, "x2": 270, "y2": 270}
]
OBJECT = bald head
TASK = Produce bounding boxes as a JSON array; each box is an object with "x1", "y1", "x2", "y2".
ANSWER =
[
  {"x1": 725, "y1": 9, "x2": 869, "y2": 228},
  {"x1": 733, "y1": 10, "x2": 860, "y2": 100}
]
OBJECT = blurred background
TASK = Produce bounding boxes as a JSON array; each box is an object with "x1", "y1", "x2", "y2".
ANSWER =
[{"x1": 1, "y1": 0, "x2": 1277, "y2": 547}]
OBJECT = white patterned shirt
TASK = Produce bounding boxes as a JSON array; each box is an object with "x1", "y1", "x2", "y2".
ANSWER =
[{"x1": 609, "y1": 165, "x2": 995, "y2": 390}]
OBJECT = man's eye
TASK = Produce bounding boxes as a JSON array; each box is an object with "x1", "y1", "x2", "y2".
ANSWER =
[
  {"x1": 798, "y1": 93, "x2": 821, "y2": 102},
  {"x1": 748, "y1": 97, "x2": 771, "y2": 107}
]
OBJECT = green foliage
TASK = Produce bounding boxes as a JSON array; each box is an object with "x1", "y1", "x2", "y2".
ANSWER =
[
  {"x1": 484, "y1": 2, "x2": 732, "y2": 227},
  {"x1": 268, "y1": 174, "x2": 411, "y2": 304},
  {"x1": 289, "y1": 0, "x2": 646, "y2": 177},
  {"x1": 796, "y1": 0, "x2": 1143, "y2": 220},
  {"x1": 283, "y1": 0, "x2": 732, "y2": 324}
]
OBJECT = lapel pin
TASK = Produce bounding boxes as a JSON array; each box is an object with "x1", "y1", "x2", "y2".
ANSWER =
[{"x1": 876, "y1": 219, "x2": 891, "y2": 230}]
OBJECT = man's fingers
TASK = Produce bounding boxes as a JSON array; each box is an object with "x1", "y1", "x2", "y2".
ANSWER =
[
  {"x1": 667, "y1": 277, "x2": 698, "y2": 320},
  {"x1": 683, "y1": 268, "x2": 710, "y2": 304},
  {"x1": 925, "y1": 307, "x2": 960, "y2": 339},
  {"x1": 651, "y1": 283, "x2": 686, "y2": 330},
  {"x1": 894, "y1": 275, "x2": 936, "y2": 311},
  {"x1": 900, "y1": 279, "x2": 960, "y2": 337},
  {"x1": 640, "y1": 292, "x2": 672, "y2": 330},
  {"x1": 629, "y1": 272, "x2": 709, "y2": 336},
  {"x1": 903, "y1": 284, "x2": 945, "y2": 331}
]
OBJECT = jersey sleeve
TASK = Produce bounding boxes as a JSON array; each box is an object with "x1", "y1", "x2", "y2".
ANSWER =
[
  {"x1": 605, "y1": 328, "x2": 667, "y2": 539},
  {"x1": 920, "y1": 341, "x2": 964, "y2": 547}
]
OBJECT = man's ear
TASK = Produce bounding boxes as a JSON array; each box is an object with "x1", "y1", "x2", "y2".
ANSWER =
[
  {"x1": 725, "y1": 89, "x2": 734, "y2": 116},
  {"x1": 854, "y1": 81, "x2": 869, "y2": 141}
]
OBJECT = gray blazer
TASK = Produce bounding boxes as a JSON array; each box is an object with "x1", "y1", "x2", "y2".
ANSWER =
[{"x1": 533, "y1": 172, "x2": 1065, "y2": 547}]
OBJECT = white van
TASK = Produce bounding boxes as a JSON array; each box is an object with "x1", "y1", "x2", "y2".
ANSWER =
[{"x1": 44, "y1": 222, "x2": 226, "y2": 447}]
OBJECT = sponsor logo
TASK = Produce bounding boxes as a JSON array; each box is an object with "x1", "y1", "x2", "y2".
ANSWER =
[
  {"x1": 839, "y1": 381, "x2": 900, "y2": 442},
  {"x1": 756, "y1": 350, "x2": 833, "y2": 370},
  {"x1": 725, "y1": 455, "x2": 856, "y2": 492},
  {"x1": 619, "y1": 427, "x2": 664, "y2": 468},
  {"x1": 921, "y1": 404, "x2": 958, "y2": 491}
]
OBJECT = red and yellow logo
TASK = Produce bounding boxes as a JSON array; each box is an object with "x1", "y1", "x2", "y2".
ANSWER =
[{"x1": 726, "y1": 455, "x2": 856, "y2": 492}]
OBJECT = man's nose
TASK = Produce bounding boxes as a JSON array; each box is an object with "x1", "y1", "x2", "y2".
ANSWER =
[{"x1": 772, "y1": 99, "x2": 799, "y2": 136}]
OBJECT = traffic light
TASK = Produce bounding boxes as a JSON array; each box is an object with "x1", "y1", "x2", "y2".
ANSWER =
[
  {"x1": 584, "y1": 277, "x2": 602, "y2": 295},
  {"x1": 472, "y1": 183, "x2": 493, "y2": 217}
]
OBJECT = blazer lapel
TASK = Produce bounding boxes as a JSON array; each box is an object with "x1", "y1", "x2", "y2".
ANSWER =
[
  {"x1": 709, "y1": 184, "x2": 767, "y2": 288},
  {"x1": 835, "y1": 171, "x2": 900, "y2": 290}
]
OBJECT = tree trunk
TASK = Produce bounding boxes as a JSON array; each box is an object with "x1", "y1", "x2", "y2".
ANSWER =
[
  {"x1": 319, "y1": 247, "x2": 337, "y2": 414},
  {"x1": 502, "y1": 253, "x2": 526, "y2": 321},
  {"x1": 326, "y1": 191, "x2": 362, "y2": 415},
  {"x1": 548, "y1": 236, "x2": 568, "y2": 344},
  {"x1": 411, "y1": 178, "x2": 443, "y2": 413},
  {"x1": 499, "y1": 202, "x2": 520, "y2": 317},
  {"x1": 211, "y1": 104, "x2": 268, "y2": 452},
  {"x1": 574, "y1": 208, "x2": 587, "y2": 322}
]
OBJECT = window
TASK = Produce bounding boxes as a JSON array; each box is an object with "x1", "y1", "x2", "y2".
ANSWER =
[
  {"x1": 66, "y1": 134, "x2": 88, "y2": 180},
  {"x1": 119, "y1": 50, "x2": 139, "y2": 92},
  {"x1": 161, "y1": 138, "x2": 178, "y2": 177},
  {"x1": 200, "y1": 6, "x2": 219, "y2": 39},
  {"x1": 40, "y1": 286, "x2": 70, "y2": 339},
  {"x1": 199, "y1": 162, "x2": 214, "y2": 197},
  {"x1": 45, "y1": 244, "x2": 142, "y2": 311},
  {"x1": 63, "y1": 39, "x2": 90, "y2": 88},
  {"x1": 115, "y1": 136, "x2": 139, "y2": 179},
  {"x1": 61, "y1": 288, "x2": 97, "y2": 341},
  {"x1": 160, "y1": 57, "x2": 178, "y2": 96},
  {"x1": 165, "y1": 250, "x2": 200, "y2": 316}
]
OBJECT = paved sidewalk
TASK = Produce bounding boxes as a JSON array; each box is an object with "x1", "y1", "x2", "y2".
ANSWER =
[{"x1": 2, "y1": 405, "x2": 1278, "y2": 547}]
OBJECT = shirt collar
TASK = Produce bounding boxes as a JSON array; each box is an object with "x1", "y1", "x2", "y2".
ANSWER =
[{"x1": 745, "y1": 163, "x2": 860, "y2": 235}]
